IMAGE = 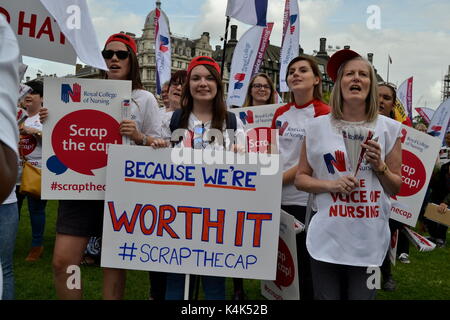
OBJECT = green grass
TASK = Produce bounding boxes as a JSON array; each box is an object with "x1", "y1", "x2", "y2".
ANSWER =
[{"x1": 14, "y1": 200, "x2": 450, "y2": 300}]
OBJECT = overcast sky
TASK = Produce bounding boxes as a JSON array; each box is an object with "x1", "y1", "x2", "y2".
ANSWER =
[{"x1": 23, "y1": 0, "x2": 450, "y2": 111}]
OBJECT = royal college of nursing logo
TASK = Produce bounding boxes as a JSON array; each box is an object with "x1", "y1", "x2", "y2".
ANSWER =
[
  {"x1": 289, "y1": 14, "x2": 298, "y2": 34},
  {"x1": 233, "y1": 73, "x2": 246, "y2": 90},
  {"x1": 159, "y1": 35, "x2": 169, "y2": 52},
  {"x1": 239, "y1": 110, "x2": 254, "y2": 125},
  {"x1": 61, "y1": 83, "x2": 81, "y2": 103},
  {"x1": 323, "y1": 150, "x2": 346, "y2": 174}
]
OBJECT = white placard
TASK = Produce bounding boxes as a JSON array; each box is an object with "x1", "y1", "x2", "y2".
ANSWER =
[
  {"x1": 42, "y1": 78, "x2": 131, "y2": 200},
  {"x1": 261, "y1": 209, "x2": 300, "y2": 300},
  {"x1": 0, "y1": 0, "x2": 77, "y2": 65},
  {"x1": 101, "y1": 146, "x2": 282, "y2": 280}
]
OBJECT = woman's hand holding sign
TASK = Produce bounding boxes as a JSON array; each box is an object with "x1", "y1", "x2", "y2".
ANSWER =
[
  {"x1": 328, "y1": 175, "x2": 359, "y2": 194},
  {"x1": 361, "y1": 139, "x2": 385, "y2": 173}
]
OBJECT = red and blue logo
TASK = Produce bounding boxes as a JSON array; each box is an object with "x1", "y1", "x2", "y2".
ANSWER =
[
  {"x1": 234, "y1": 73, "x2": 246, "y2": 90},
  {"x1": 159, "y1": 35, "x2": 169, "y2": 52},
  {"x1": 289, "y1": 14, "x2": 298, "y2": 34},
  {"x1": 239, "y1": 110, "x2": 254, "y2": 125},
  {"x1": 276, "y1": 120, "x2": 289, "y2": 136},
  {"x1": 324, "y1": 150, "x2": 346, "y2": 174},
  {"x1": 61, "y1": 83, "x2": 81, "y2": 103},
  {"x1": 429, "y1": 125, "x2": 442, "y2": 137}
]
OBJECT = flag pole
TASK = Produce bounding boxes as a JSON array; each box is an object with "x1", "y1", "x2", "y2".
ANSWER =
[
  {"x1": 387, "y1": 55, "x2": 390, "y2": 83},
  {"x1": 220, "y1": 16, "x2": 231, "y2": 79}
]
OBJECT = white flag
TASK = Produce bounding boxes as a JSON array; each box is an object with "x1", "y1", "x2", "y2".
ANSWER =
[
  {"x1": 154, "y1": 8, "x2": 171, "y2": 95},
  {"x1": 279, "y1": 0, "x2": 300, "y2": 92},
  {"x1": 39, "y1": 0, "x2": 107, "y2": 70},
  {"x1": 415, "y1": 107, "x2": 435, "y2": 125},
  {"x1": 397, "y1": 77, "x2": 413, "y2": 120},
  {"x1": 427, "y1": 98, "x2": 450, "y2": 146},
  {"x1": 226, "y1": 23, "x2": 273, "y2": 107},
  {"x1": 226, "y1": 0, "x2": 268, "y2": 26}
]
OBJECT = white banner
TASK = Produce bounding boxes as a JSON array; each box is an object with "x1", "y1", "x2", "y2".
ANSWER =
[
  {"x1": 42, "y1": 78, "x2": 131, "y2": 200},
  {"x1": 427, "y1": 98, "x2": 450, "y2": 146},
  {"x1": 279, "y1": 0, "x2": 299, "y2": 92},
  {"x1": 389, "y1": 125, "x2": 441, "y2": 226},
  {"x1": 154, "y1": 8, "x2": 171, "y2": 95},
  {"x1": 40, "y1": 0, "x2": 107, "y2": 71},
  {"x1": 397, "y1": 77, "x2": 413, "y2": 121},
  {"x1": 0, "y1": 0, "x2": 77, "y2": 65},
  {"x1": 261, "y1": 209, "x2": 300, "y2": 300},
  {"x1": 226, "y1": 24, "x2": 273, "y2": 107},
  {"x1": 101, "y1": 146, "x2": 282, "y2": 279}
]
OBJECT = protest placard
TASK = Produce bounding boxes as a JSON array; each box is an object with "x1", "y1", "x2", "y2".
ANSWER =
[
  {"x1": 101, "y1": 145, "x2": 282, "y2": 280},
  {"x1": 42, "y1": 78, "x2": 131, "y2": 200},
  {"x1": 261, "y1": 209, "x2": 300, "y2": 300}
]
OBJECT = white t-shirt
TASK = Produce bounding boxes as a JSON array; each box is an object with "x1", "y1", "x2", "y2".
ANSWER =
[
  {"x1": 129, "y1": 89, "x2": 162, "y2": 142},
  {"x1": 271, "y1": 100, "x2": 330, "y2": 206},
  {"x1": 305, "y1": 114, "x2": 401, "y2": 267},
  {"x1": 162, "y1": 112, "x2": 245, "y2": 151},
  {"x1": 160, "y1": 110, "x2": 174, "y2": 141},
  {"x1": 0, "y1": 16, "x2": 20, "y2": 205}
]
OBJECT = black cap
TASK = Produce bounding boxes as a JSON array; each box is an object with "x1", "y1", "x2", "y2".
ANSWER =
[{"x1": 25, "y1": 80, "x2": 43, "y2": 97}]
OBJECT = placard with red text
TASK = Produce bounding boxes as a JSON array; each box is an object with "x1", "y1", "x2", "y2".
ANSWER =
[
  {"x1": 42, "y1": 78, "x2": 131, "y2": 200},
  {"x1": 101, "y1": 145, "x2": 282, "y2": 279}
]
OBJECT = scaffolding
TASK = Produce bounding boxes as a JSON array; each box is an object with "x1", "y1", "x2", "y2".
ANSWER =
[{"x1": 443, "y1": 65, "x2": 450, "y2": 102}]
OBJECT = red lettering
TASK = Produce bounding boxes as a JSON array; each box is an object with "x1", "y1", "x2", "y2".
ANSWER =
[
  {"x1": 139, "y1": 205, "x2": 157, "y2": 235},
  {"x1": 356, "y1": 206, "x2": 365, "y2": 218},
  {"x1": 347, "y1": 206, "x2": 356, "y2": 218},
  {"x1": 359, "y1": 179, "x2": 366, "y2": 187},
  {"x1": 157, "y1": 205, "x2": 179, "y2": 238},
  {"x1": 18, "y1": 11, "x2": 37, "y2": 37},
  {"x1": 0, "y1": 7, "x2": 11, "y2": 23},
  {"x1": 178, "y1": 206, "x2": 202, "y2": 240},
  {"x1": 329, "y1": 205, "x2": 338, "y2": 217},
  {"x1": 36, "y1": 17, "x2": 54, "y2": 41},
  {"x1": 201, "y1": 208, "x2": 225, "y2": 244},
  {"x1": 246, "y1": 213, "x2": 272, "y2": 247},
  {"x1": 60, "y1": 31, "x2": 66, "y2": 44},
  {"x1": 108, "y1": 201, "x2": 141, "y2": 233},
  {"x1": 234, "y1": 211, "x2": 246, "y2": 246}
]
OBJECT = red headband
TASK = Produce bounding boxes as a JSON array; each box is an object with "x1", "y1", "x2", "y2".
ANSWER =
[
  {"x1": 105, "y1": 33, "x2": 137, "y2": 54},
  {"x1": 187, "y1": 56, "x2": 221, "y2": 75}
]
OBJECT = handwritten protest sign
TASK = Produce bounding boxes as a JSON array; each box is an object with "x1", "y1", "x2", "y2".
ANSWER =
[
  {"x1": 42, "y1": 78, "x2": 131, "y2": 200},
  {"x1": 101, "y1": 146, "x2": 282, "y2": 280},
  {"x1": 390, "y1": 126, "x2": 441, "y2": 226}
]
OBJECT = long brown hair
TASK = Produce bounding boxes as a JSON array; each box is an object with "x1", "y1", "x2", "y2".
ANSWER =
[
  {"x1": 101, "y1": 44, "x2": 143, "y2": 91},
  {"x1": 179, "y1": 64, "x2": 227, "y2": 131},
  {"x1": 242, "y1": 73, "x2": 276, "y2": 107}
]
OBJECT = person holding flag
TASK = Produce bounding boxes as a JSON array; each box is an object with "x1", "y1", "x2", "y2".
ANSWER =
[
  {"x1": 41, "y1": 32, "x2": 163, "y2": 300},
  {"x1": 295, "y1": 49, "x2": 402, "y2": 300},
  {"x1": 271, "y1": 55, "x2": 330, "y2": 300}
]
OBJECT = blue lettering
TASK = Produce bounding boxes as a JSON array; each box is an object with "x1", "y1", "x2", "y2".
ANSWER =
[
  {"x1": 185, "y1": 166, "x2": 195, "y2": 182},
  {"x1": 144, "y1": 162, "x2": 155, "y2": 178},
  {"x1": 135, "y1": 161, "x2": 146, "y2": 178},
  {"x1": 232, "y1": 170, "x2": 244, "y2": 187},
  {"x1": 202, "y1": 167, "x2": 217, "y2": 184},
  {"x1": 245, "y1": 172, "x2": 257, "y2": 188},
  {"x1": 139, "y1": 244, "x2": 151, "y2": 262},
  {"x1": 225, "y1": 253, "x2": 235, "y2": 268},
  {"x1": 217, "y1": 169, "x2": 228, "y2": 185},
  {"x1": 125, "y1": 160, "x2": 135, "y2": 177}
]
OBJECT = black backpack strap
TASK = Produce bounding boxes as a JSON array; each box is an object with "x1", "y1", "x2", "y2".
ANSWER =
[
  {"x1": 226, "y1": 111, "x2": 237, "y2": 130},
  {"x1": 169, "y1": 109, "x2": 184, "y2": 132}
]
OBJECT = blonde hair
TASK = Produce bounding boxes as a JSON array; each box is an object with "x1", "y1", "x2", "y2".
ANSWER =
[
  {"x1": 330, "y1": 57, "x2": 379, "y2": 122},
  {"x1": 242, "y1": 73, "x2": 276, "y2": 107}
]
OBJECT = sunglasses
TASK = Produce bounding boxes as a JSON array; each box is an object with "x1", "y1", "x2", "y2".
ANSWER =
[{"x1": 102, "y1": 50, "x2": 130, "y2": 60}]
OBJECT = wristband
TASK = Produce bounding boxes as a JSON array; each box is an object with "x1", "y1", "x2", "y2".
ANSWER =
[
  {"x1": 375, "y1": 163, "x2": 388, "y2": 175},
  {"x1": 141, "y1": 134, "x2": 147, "y2": 146}
]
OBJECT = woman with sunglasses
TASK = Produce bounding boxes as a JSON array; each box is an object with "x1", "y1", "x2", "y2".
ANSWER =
[
  {"x1": 242, "y1": 73, "x2": 276, "y2": 107},
  {"x1": 160, "y1": 56, "x2": 245, "y2": 300},
  {"x1": 270, "y1": 55, "x2": 330, "y2": 300},
  {"x1": 42, "y1": 33, "x2": 163, "y2": 300},
  {"x1": 295, "y1": 49, "x2": 402, "y2": 300}
]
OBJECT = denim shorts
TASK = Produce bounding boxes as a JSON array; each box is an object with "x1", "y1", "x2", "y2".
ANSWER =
[{"x1": 56, "y1": 200, "x2": 104, "y2": 237}]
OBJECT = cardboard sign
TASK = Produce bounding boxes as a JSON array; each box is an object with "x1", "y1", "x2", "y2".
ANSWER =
[
  {"x1": 424, "y1": 203, "x2": 450, "y2": 227},
  {"x1": 389, "y1": 126, "x2": 441, "y2": 227},
  {"x1": 42, "y1": 78, "x2": 131, "y2": 200},
  {"x1": 261, "y1": 209, "x2": 300, "y2": 300},
  {"x1": 0, "y1": 0, "x2": 77, "y2": 65},
  {"x1": 101, "y1": 146, "x2": 282, "y2": 279}
]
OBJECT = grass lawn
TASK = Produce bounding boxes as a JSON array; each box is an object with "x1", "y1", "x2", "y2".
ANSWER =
[{"x1": 13, "y1": 200, "x2": 450, "y2": 300}]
